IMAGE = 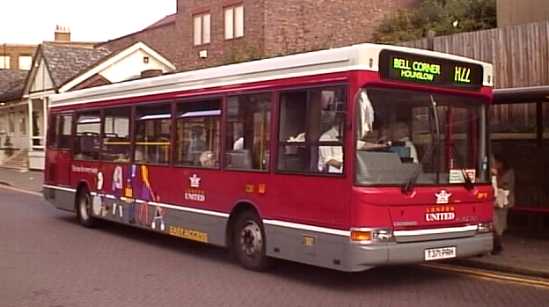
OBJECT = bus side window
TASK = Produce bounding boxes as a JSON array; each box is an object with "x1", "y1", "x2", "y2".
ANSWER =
[
  {"x1": 74, "y1": 112, "x2": 101, "y2": 160},
  {"x1": 225, "y1": 93, "x2": 271, "y2": 171},
  {"x1": 57, "y1": 114, "x2": 73, "y2": 149},
  {"x1": 135, "y1": 103, "x2": 172, "y2": 165},
  {"x1": 47, "y1": 115, "x2": 58, "y2": 148},
  {"x1": 277, "y1": 86, "x2": 346, "y2": 174},
  {"x1": 102, "y1": 108, "x2": 131, "y2": 163},
  {"x1": 175, "y1": 100, "x2": 221, "y2": 168}
]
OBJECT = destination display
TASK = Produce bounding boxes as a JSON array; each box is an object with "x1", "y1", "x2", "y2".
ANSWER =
[{"x1": 379, "y1": 50, "x2": 484, "y2": 90}]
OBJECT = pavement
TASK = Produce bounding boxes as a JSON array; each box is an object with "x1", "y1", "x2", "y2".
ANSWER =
[
  {"x1": 0, "y1": 168, "x2": 547, "y2": 280},
  {"x1": 0, "y1": 167, "x2": 43, "y2": 193},
  {"x1": 450, "y1": 234, "x2": 549, "y2": 279}
]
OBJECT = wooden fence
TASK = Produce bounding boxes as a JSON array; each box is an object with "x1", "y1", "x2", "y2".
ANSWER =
[{"x1": 399, "y1": 21, "x2": 549, "y2": 89}]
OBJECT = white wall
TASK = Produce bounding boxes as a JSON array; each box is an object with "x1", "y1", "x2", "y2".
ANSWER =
[
  {"x1": 31, "y1": 58, "x2": 54, "y2": 92},
  {"x1": 100, "y1": 49, "x2": 173, "y2": 83},
  {"x1": 0, "y1": 105, "x2": 29, "y2": 150}
]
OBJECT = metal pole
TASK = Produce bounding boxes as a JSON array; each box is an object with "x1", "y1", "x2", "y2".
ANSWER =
[{"x1": 28, "y1": 99, "x2": 33, "y2": 150}]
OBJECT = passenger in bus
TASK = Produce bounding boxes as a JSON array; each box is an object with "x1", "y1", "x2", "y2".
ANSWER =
[
  {"x1": 391, "y1": 122, "x2": 418, "y2": 163},
  {"x1": 318, "y1": 111, "x2": 343, "y2": 173},
  {"x1": 199, "y1": 150, "x2": 216, "y2": 168},
  {"x1": 233, "y1": 136, "x2": 244, "y2": 150},
  {"x1": 357, "y1": 127, "x2": 391, "y2": 151},
  {"x1": 185, "y1": 127, "x2": 207, "y2": 165}
]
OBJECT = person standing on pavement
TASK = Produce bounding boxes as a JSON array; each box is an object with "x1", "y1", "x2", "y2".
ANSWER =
[{"x1": 491, "y1": 153, "x2": 515, "y2": 255}]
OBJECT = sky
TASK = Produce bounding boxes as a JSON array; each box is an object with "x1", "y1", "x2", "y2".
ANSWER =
[{"x1": 0, "y1": 0, "x2": 176, "y2": 44}]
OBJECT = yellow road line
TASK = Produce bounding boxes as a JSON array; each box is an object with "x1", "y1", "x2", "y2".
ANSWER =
[{"x1": 422, "y1": 263, "x2": 549, "y2": 289}]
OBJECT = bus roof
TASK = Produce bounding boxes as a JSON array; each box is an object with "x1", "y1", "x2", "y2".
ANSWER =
[{"x1": 50, "y1": 43, "x2": 493, "y2": 108}]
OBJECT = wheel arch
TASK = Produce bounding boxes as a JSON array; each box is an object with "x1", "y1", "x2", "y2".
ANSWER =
[
  {"x1": 74, "y1": 180, "x2": 91, "y2": 212},
  {"x1": 225, "y1": 200, "x2": 262, "y2": 249}
]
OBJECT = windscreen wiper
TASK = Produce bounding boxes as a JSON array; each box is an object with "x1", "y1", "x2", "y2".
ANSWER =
[
  {"x1": 461, "y1": 169, "x2": 475, "y2": 190},
  {"x1": 401, "y1": 167, "x2": 420, "y2": 195}
]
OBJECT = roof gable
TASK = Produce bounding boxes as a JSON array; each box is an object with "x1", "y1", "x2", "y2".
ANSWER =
[
  {"x1": 59, "y1": 41, "x2": 175, "y2": 92},
  {"x1": 29, "y1": 57, "x2": 55, "y2": 93},
  {"x1": 41, "y1": 43, "x2": 111, "y2": 88}
]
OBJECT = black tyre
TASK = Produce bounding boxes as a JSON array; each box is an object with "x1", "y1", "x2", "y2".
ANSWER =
[
  {"x1": 232, "y1": 211, "x2": 270, "y2": 271},
  {"x1": 76, "y1": 189, "x2": 97, "y2": 228}
]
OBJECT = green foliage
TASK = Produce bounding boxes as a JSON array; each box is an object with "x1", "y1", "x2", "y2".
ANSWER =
[{"x1": 373, "y1": 0, "x2": 497, "y2": 44}]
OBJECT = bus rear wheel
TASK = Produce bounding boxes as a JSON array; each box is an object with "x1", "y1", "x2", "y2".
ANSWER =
[
  {"x1": 77, "y1": 190, "x2": 96, "y2": 228},
  {"x1": 233, "y1": 211, "x2": 270, "y2": 271}
]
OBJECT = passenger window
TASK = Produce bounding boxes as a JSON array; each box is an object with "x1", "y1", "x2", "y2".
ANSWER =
[
  {"x1": 102, "y1": 108, "x2": 131, "y2": 162},
  {"x1": 278, "y1": 86, "x2": 346, "y2": 174},
  {"x1": 225, "y1": 93, "x2": 271, "y2": 171},
  {"x1": 57, "y1": 114, "x2": 73, "y2": 149},
  {"x1": 47, "y1": 115, "x2": 58, "y2": 148},
  {"x1": 74, "y1": 111, "x2": 101, "y2": 160},
  {"x1": 135, "y1": 103, "x2": 172, "y2": 164},
  {"x1": 175, "y1": 100, "x2": 221, "y2": 168}
]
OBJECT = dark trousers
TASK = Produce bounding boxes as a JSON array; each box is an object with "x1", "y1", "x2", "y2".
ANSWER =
[{"x1": 493, "y1": 233, "x2": 503, "y2": 253}]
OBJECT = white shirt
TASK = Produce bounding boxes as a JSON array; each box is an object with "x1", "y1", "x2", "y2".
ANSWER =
[
  {"x1": 400, "y1": 137, "x2": 418, "y2": 163},
  {"x1": 318, "y1": 127, "x2": 343, "y2": 173},
  {"x1": 233, "y1": 137, "x2": 244, "y2": 150}
]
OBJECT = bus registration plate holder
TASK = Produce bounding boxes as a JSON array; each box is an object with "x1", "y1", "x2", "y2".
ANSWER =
[{"x1": 424, "y1": 246, "x2": 456, "y2": 261}]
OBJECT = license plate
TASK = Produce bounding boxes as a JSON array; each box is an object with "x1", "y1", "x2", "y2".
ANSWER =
[{"x1": 424, "y1": 246, "x2": 457, "y2": 261}]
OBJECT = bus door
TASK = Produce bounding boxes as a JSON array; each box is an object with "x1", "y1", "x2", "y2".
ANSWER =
[{"x1": 46, "y1": 113, "x2": 73, "y2": 186}]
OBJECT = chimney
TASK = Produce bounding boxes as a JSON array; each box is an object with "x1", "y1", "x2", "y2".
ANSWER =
[{"x1": 55, "y1": 25, "x2": 71, "y2": 42}]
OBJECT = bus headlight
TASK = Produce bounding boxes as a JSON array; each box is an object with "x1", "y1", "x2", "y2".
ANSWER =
[
  {"x1": 477, "y1": 222, "x2": 493, "y2": 233},
  {"x1": 350, "y1": 228, "x2": 394, "y2": 243}
]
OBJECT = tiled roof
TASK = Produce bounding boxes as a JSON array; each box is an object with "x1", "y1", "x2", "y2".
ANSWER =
[
  {"x1": 0, "y1": 69, "x2": 28, "y2": 102},
  {"x1": 41, "y1": 43, "x2": 111, "y2": 87},
  {"x1": 145, "y1": 13, "x2": 176, "y2": 30}
]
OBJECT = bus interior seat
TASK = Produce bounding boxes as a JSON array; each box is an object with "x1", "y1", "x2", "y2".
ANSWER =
[{"x1": 226, "y1": 150, "x2": 252, "y2": 169}]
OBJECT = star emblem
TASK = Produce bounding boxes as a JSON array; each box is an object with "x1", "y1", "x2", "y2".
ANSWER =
[
  {"x1": 189, "y1": 174, "x2": 201, "y2": 188},
  {"x1": 435, "y1": 190, "x2": 452, "y2": 204}
]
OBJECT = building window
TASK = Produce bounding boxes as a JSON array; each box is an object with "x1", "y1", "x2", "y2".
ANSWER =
[
  {"x1": 0, "y1": 56, "x2": 10, "y2": 69},
  {"x1": 175, "y1": 100, "x2": 221, "y2": 168},
  {"x1": 18, "y1": 56, "x2": 32, "y2": 70},
  {"x1": 103, "y1": 108, "x2": 131, "y2": 162},
  {"x1": 225, "y1": 93, "x2": 271, "y2": 171},
  {"x1": 74, "y1": 111, "x2": 101, "y2": 161},
  {"x1": 135, "y1": 103, "x2": 172, "y2": 164},
  {"x1": 225, "y1": 4, "x2": 244, "y2": 40},
  {"x1": 193, "y1": 13, "x2": 211, "y2": 46},
  {"x1": 277, "y1": 86, "x2": 346, "y2": 174}
]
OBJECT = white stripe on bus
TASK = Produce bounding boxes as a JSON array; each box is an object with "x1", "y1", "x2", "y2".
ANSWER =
[
  {"x1": 263, "y1": 219, "x2": 351, "y2": 237},
  {"x1": 44, "y1": 184, "x2": 353, "y2": 236}
]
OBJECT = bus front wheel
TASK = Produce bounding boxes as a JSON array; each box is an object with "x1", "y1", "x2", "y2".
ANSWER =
[
  {"x1": 233, "y1": 211, "x2": 270, "y2": 271},
  {"x1": 77, "y1": 189, "x2": 96, "y2": 228}
]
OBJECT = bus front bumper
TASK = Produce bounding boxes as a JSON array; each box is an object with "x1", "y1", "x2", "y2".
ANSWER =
[{"x1": 345, "y1": 233, "x2": 493, "y2": 272}]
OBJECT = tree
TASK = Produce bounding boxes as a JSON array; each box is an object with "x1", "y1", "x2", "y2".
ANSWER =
[{"x1": 373, "y1": 0, "x2": 497, "y2": 44}]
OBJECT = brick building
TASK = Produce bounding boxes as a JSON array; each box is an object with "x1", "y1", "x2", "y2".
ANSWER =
[
  {"x1": 0, "y1": 44, "x2": 36, "y2": 71},
  {"x1": 99, "y1": 0, "x2": 417, "y2": 71}
]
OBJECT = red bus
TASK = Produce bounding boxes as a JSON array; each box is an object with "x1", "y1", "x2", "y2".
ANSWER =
[{"x1": 44, "y1": 44, "x2": 494, "y2": 272}]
